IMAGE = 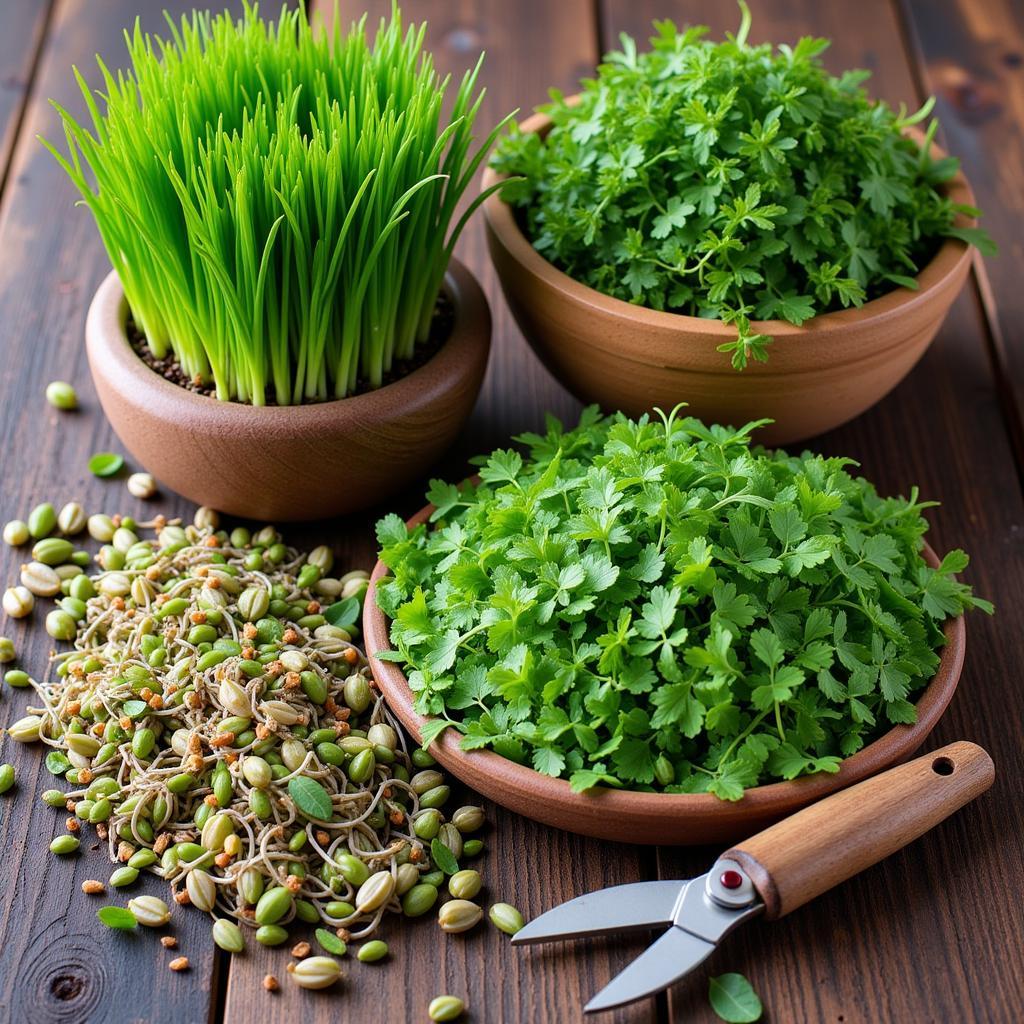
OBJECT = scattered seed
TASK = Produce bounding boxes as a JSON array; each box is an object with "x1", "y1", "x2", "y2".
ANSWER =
[
  {"x1": 127, "y1": 472, "x2": 158, "y2": 499},
  {"x1": 429, "y1": 995, "x2": 466, "y2": 1021},
  {"x1": 169, "y1": 956, "x2": 190, "y2": 972},
  {"x1": 82, "y1": 879, "x2": 105, "y2": 895},
  {"x1": 45, "y1": 380, "x2": 78, "y2": 410},
  {"x1": 263, "y1": 974, "x2": 279, "y2": 992}
]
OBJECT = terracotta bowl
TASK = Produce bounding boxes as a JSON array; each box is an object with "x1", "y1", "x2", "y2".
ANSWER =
[
  {"x1": 364, "y1": 498, "x2": 966, "y2": 845},
  {"x1": 85, "y1": 259, "x2": 490, "y2": 521},
  {"x1": 482, "y1": 110, "x2": 976, "y2": 446}
]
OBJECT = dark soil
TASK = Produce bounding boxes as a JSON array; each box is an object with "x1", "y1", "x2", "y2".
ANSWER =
[{"x1": 130, "y1": 292, "x2": 454, "y2": 404}]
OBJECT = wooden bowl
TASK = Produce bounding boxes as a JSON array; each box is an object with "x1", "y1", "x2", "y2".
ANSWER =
[
  {"x1": 482, "y1": 110, "x2": 976, "y2": 446},
  {"x1": 85, "y1": 259, "x2": 490, "y2": 522},
  {"x1": 364, "y1": 499, "x2": 966, "y2": 845}
]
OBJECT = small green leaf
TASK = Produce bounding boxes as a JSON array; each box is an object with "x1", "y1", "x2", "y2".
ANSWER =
[
  {"x1": 287, "y1": 776, "x2": 333, "y2": 821},
  {"x1": 97, "y1": 906, "x2": 138, "y2": 930},
  {"x1": 429, "y1": 837, "x2": 459, "y2": 876},
  {"x1": 315, "y1": 927, "x2": 347, "y2": 955},
  {"x1": 324, "y1": 597, "x2": 360, "y2": 628},
  {"x1": 45, "y1": 750, "x2": 71, "y2": 775},
  {"x1": 88, "y1": 452, "x2": 125, "y2": 478},
  {"x1": 709, "y1": 973, "x2": 763, "y2": 1022},
  {"x1": 121, "y1": 700, "x2": 149, "y2": 720}
]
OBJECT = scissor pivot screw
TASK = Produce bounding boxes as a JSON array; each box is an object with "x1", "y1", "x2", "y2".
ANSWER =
[{"x1": 719, "y1": 870, "x2": 744, "y2": 890}]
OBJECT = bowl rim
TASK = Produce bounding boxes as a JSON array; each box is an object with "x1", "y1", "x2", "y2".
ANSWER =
[
  {"x1": 85, "y1": 255, "x2": 489, "y2": 427},
  {"x1": 363, "y1": 492, "x2": 966, "y2": 827},
  {"x1": 481, "y1": 104, "x2": 976, "y2": 342}
]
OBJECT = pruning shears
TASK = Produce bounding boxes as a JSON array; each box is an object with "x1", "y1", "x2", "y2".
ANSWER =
[{"x1": 513, "y1": 741, "x2": 993, "y2": 1013}]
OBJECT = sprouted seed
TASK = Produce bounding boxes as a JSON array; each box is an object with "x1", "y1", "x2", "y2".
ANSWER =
[{"x1": 13, "y1": 515, "x2": 484, "y2": 957}]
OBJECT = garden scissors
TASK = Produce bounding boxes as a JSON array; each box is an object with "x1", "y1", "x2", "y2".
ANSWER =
[{"x1": 512, "y1": 741, "x2": 993, "y2": 1013}]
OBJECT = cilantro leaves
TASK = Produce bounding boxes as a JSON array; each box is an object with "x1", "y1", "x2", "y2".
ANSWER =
[
  {"x1": 376, "y1": 406, "x2": 991, "y2": 799},
  {"x1": 491, "y1": 8, "x2": 995, "y2": 369}
]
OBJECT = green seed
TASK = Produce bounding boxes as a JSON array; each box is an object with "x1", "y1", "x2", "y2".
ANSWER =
[
  {"x1": 420, "y1": 869, "x2": 445, "y2": 888},
  {"x1": 68, "y1": 574, "x2": 95, "y2": 601},
  {"x1": 348, "y1": 748, "x2": 376, "y2": 784},
  {"x1": 45, "y1": 606, "x2": 77, "y2": 638},
  {"x1": 294, "y1": 898, "x2": 320, "y2": 924},
  {"x1": 127, "y1": 895, "x2": 170, "y2": 927},
  {"x1": 3, "y1": 520, "x2": 29, "y2": 546},
  {"x1": 4, "y1": 669, "x2": 30, "y2": 689},
  {"x1": 315, "y1": 927, "x2": 346, "y2": 956},
  {"x1": 175, "y1": 842, "x2": 207, "y2": 863},
  {"x1": 402, "y1": 883, "x2": 439, "y2": 918},
  {"x1": 88, "y1": 798, "x2": 113, "y2": 823},
  {"x1": 419, "y1": 785, "x2": 451, "y2": 809},
  {"x1": 128, "y1": 848, "x2": 158, "y2": 869},
  {"x1": 462, "y1": 839, "x2": 484, "y2": 857},
  {"x1": 255, "y1": 924, "x2": 289, "y2": 947},
  {"x1": 27, "y1": 503, "x2": 57, "y2": 539},
  {"x1": 448, "y1": 869, "x2": 482, "y2": 900},
  {"x1": 324, "y1": 901, "x2": 355, "y2": 920},
  {"x1": 438, "y1": 899, "x2": 482, "y2": 934},
  {"x1": 237, "y1": 868, "x2": 264, "y2": 905},
  {"x1": 212, "y1": 919, "x2": 246, "y2": 953},
  {"x1": 428, "y1": 996, "x2": 466, "y2": 1022},
  {"x1": 131, "y1": 727, "x2": 156, "y2": 759},
  {"x1": 166, "y1": 772, "x2": 195, "y2": 794},
  {"x1": 45, "y1": 380, "x2": 78, "y2": 410},
  {"x1": 31, "y1": 537, "x2": 74, "y2": 565},
  {"x1": 87, "y1": 776, "x2": 119, "y2": 798},
  {"x1": 335, "y1": 852, "x2": 370, "y2": 886},
  {"x1": 43, "y1": 788, "x2": 67, "y2": 807},
  {"x1": 410, "y1": 769, "x2": 444, "y2": 794},
  {"x1": 438, "y1": 823, "x2": 463, "y2": 861},
  {"x1": 0, "y1": 764, "x2": 14, "y2": 794},
  {"x1": 451, "y1": 805, "x2": 485, "y2": 833},
  {"x1": 357, "y1": 940, "x2": 388, "y2": 963},
  {"x1": 249, "y1": 788, "x2": 272, "y2": 818},
  {"x1": 414, "y1": 809, "x2": 442, "y2": 840},
  {"x1": 343, "y1": 674, "x2": 371, "y2": 713},
  {"x1": 50, "y1": 835, "x2": 80, "y2": 855},
  {"x1": 110, "y1": 866, "x2": 139, "y2": 887},
  {"x1": 489, "y1": 902, "x2": 525, "y2": 936},
  {"x1": 254, "y1": 885, "x2": 293, "y2": 925}
]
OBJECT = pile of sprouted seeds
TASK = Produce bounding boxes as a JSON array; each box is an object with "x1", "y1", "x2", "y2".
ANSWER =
[{"x1": 4, "y1": 506, "x2": 523, "y2": 1005}]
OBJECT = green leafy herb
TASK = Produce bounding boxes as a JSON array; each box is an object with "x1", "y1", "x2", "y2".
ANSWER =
[
  {"x1": 45, "y1": 6, "x2": 513, "y2": 403},
  {"x1": 315, "y1": 927, "x2": 347, "y2": 956},
  {"x1": 97, "y1": 906, "x2": 137, "y2": 930},
  {"x1": 88, "y1": 452, "x2": 124, "y2": 478},
  {"x1": 324, "y1": 597, "x2": 360, "y2": 629},
  {"x1": 491, "y1": 3, "x2": 994, "y2": 368},
  {"x1": 430, "y1": 837, "x2": 460, "y2": 876},
  {"x1": 709, "y1": 973, "x2": 763, "y2": 1023},
  {"x1": 376, "y1": 406, "x2": 991, "y2": 799},
  {"x1": 120, "y1": 699, "x2": 149, "y2": 720},
  {"x1": 287, "y1": 776, "x2": 333, "y2": 821}
]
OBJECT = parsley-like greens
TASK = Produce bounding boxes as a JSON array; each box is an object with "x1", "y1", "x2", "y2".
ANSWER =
[
  {"x1": 490, "y1": 3, "x2": 995, "y2": 369},
  {"x1": 375, "y1": 407, "x2": 991, "y2": 800}
]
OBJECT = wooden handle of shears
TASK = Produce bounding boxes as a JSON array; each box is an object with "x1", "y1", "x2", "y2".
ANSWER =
[{"x1": 723, "y1": 741, "x2": 994, "y2": 920}]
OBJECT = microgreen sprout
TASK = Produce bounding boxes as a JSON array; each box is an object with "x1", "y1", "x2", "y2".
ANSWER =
[{"x1": 44, "y1": 4, "x2": 514, "y2": 403}]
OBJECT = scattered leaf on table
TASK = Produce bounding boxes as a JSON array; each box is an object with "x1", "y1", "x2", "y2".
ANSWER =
[{"x1": 709, "y1": 973, "x2": 763, "y2": 1023}]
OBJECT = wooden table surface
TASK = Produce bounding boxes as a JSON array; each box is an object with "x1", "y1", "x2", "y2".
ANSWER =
[{"x1": 0, "y1": 1, "x2": 1021, "y2": 1022}]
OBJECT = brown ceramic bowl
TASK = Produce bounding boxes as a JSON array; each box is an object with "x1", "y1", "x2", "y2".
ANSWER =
[
  {"x1": 482, "y1": 110, "x2": 976, "y2": 446},
  {"x1": 85, "y1": 258, "x2": 490, "y2": 521},
  {"x1": 364, "y1": 498, "x2": 966, "y2": 845}
]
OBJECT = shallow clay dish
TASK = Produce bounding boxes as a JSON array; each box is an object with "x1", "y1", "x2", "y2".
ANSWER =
[
  {"x1": 86, "y1": 258, "x2": 490, "y2": 521},
  {"x1": 482, "y1": 110, "x2": 976, "y2": 446},
  {"x1": 364, "y1": 499, "x2": 966, "y2": 845}
]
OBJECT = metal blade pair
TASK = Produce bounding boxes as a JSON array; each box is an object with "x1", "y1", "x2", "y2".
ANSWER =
[{"x1": 512, "y1": 859, "x2": 763, "y2": 1013}]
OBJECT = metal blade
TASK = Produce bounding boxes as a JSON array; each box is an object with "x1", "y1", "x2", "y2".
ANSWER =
[
  {"x1": 584, "y1": 925, "x2": 716, "y2": 1013},
  {"x1": 512, "y1": 880, "x2": 687, "y2": 944}
]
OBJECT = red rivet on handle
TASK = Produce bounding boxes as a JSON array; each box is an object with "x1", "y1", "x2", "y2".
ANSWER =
[{"x1": 720, "y1": 870, "x2": 744, "y2": 890}]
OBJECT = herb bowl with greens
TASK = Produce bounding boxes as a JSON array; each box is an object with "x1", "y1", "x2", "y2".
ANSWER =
[
  {"x1": 482, "y1": 6, "x2": 992, "y2": 445},
  {"x1": 51, "y1": 5, "x2": 511, "y2": 519},
  {"x1": 363, "y1": 407, "x2": 989, "y2": 844}
]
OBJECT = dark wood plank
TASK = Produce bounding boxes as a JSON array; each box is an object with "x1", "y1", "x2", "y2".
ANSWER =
[
  {"x1": 593, "y1": 3, "x2": 1024, "y2": 1022},
  {"x1": 0, "y1": 3, "x2": 245, "y2": 1023},
  {"x1": 0, "y1": 1, "x2": 51, "y2": 195},
  {"x1": 899, "y1": 0, "x2": 1024, "y2": 462},
  {"x1": 220, "y1": 5, "x2": 659, "y2": 1024}
]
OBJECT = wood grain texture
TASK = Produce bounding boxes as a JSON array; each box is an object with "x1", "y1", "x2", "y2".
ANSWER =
[
  {"x1": 600, "y1": 1, "x2": 1024, "y2": 1022},
  {"x1": 0, "y1": 2, "x2": 1021, "y2": 1023},
  {"x1": 899, "y1": 0, "x2": 1024, "y2": 462},
  {"x1": 0, "y1": 1, "x2": 51, "y2": 195},
  {"x1": 725, "y1": 742, "x2": 995, "y2": 919}
]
